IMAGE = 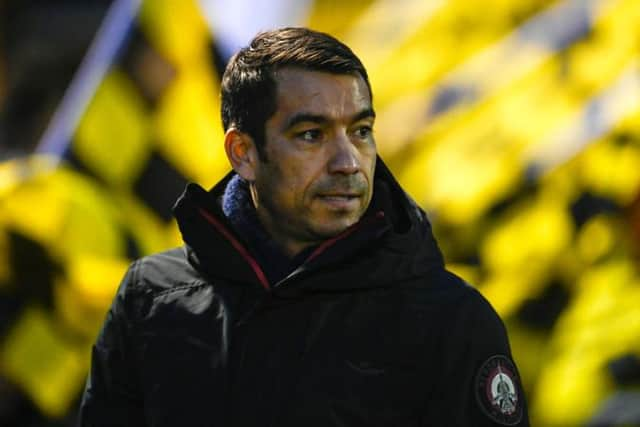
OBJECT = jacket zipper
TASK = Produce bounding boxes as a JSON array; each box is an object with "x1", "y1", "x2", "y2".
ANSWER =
[
  {"x1": 306, "y1": 210, "x2": 385, "y2": 263},
  {"x1": 275, "y1": 210, "x2": 386, "y2": 287}
]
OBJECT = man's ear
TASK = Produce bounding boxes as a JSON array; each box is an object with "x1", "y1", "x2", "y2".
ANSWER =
[{"x1": 224, "y1": 128, "x2": 258, "y2": 181}]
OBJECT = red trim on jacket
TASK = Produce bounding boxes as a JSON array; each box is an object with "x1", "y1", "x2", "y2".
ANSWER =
[
  {"x1": 305, "y1": 211, "x2": 385, "y2": 264},
  {"x1": 197, "y1": 208, "x2": 271, "y2": 291}
]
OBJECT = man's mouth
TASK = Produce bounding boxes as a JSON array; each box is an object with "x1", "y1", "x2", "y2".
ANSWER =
[{"x1": 316, "y1": 193, "x2": 361, "y2": 209}]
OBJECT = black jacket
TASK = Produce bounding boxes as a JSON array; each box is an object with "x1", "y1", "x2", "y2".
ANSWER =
[{"x1": 79, "y1": 161, "x2": 529, "y2": 426}]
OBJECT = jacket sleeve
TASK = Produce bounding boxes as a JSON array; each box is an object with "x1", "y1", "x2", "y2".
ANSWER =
[
  {"x1": 77, "y1": 262, "x2": 146, "y2": 427},
  {"x1": 422, "y1": 283, "x2": 530, "y2": 426}
]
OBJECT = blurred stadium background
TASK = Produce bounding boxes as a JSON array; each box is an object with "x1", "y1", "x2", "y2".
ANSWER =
[{"x1": 1, "y1": 0, "x2": 639, "y2": 425}]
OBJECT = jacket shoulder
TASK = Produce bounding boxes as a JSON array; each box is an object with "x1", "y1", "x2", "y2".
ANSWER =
[
  {"x1": 441, "y1": 269, "x2": 502, "y2": 317},
  {"x1": 415, "y1": 269, "x2": 529, "y2": 425},
  {"x1": 404, "y1": 268, "x2": 509, "y2": 347},
  {"x1": 406, "y1": 268, "x2": 491, "y2": 307},
  {"x1": 122, "y1": 246, "x2": 206, "y2": 297}
]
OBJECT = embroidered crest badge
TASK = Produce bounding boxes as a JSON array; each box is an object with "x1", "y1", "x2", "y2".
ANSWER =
[{"x1": 475, "y1": 355, "x2": 523, "y2": 425}]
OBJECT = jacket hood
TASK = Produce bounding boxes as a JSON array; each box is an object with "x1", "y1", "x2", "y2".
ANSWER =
[{"x1": 173, "y1": 157, "x2": 444, "y2": 294}]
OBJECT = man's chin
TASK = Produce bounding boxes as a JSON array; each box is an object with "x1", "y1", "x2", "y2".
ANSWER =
[{"x1": 310, "y1": 217, "x2": 361, "y2": 239}]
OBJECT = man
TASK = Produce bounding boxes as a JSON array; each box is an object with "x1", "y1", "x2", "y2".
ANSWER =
[{"x1": 79, "y1": 27, "x2": 529, "y2": 426}]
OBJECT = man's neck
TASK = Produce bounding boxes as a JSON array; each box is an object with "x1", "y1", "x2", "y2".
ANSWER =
[
  {"x1": 253, "y1": 207, "x2": 321, "y2": 258},
  {"x1": 221, "y1": 174, "x2": 310, "y2": 283}
]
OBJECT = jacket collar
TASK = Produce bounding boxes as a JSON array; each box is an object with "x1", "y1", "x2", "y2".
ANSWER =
[{"x1": 172, "y1": 157, "x2": 444, "y2": 293}]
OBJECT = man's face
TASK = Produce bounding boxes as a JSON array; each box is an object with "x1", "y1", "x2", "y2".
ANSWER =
[{"x1": 252, "y1": 67, "x2": 377, "y2": 256}]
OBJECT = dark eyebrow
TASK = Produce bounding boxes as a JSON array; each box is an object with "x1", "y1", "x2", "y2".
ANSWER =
[
  {"x1": 283, "y1": 113, "x2": 328, "y2": 132},
  {"x1": 283, "y1": 108, "x2": 376, "y2": 132},
  {"x1": 353, "y1": 107, "x2": 376, "y2": 123}
]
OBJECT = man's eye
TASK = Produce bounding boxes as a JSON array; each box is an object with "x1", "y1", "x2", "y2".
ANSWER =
[
  {"x1": 354, "y1": 126, "x2": 373, "y2": 139},
  {"x1": 297, "y1": 129, "x2": 322, "y2": 142}
]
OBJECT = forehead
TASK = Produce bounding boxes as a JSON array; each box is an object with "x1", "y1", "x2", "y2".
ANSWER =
[{"x1": 271, "y1": 67, "x2": 372, "y2": 121}]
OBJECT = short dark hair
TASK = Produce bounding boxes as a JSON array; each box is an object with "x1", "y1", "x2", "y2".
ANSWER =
[{"x1": 220, "y1": 27, "x2": 371, "y2": 159}]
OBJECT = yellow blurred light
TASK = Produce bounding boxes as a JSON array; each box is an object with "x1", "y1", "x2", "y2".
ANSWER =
[
  {"x1": 532, "y1": 352, "x2": 613, "y2": 426},
  {"x1": 562, "y1": 260, "x2": 637, "y2": 330},
  {"x1": 167, "y1": 220, "x2": 183, "y2": 249},
  {"x1": 138, "y1": 0, "x2": 211, "y2": 67},
  {"x1": 400, "y1": 127, "x2": 523, "y2": 224},
  {"x1": 364, "y1": 0, "x2": 556, "y2": 107},
  {"x1": 399, "y1": 51, "x2": 598, "y2": 224},
  {"x1": 577, "y1": 215, "x2": 615, "y2": 264},
  {"x1": 445, "y1": 262, "x2": 480, "y2": 287},
  {"x1": 0, "y1": 163, "x2": 128, "y2": 261},
  {"x1": 395, "y1": 0, "x2": 640, "y2": 221},
  {"x1": 533, "y1": 259, "x2": 640, "y2": 425},
  {"x1": 616, "y1": 101, "x2": 640, "y2": 135},
  {"x1": 474, "y1": 197, "x2": 575, "y2": 314},
  {"x1": 0, "y1": 159, "x2": 21, "y2": 197},
  {"x1": 0, "y1": 157, "x2": 61, "y2": 248},
  {"x1": 569, "y1": 0, "x2": 640, "y2": 93},
  {"x1": 375, "y1": 0, "x2": 613, "y2": 160},
  {"x1": 2, "y1": 174, "x2": 68, "y2": 250},
  {"x1": 67, "y1": 255, "x2": 128, "y2": 304},
  {"x1": 307, "y1": 0, "x2": 376, "y2": 38},
  {"x1": 504, "y1": 319, "x2": 550, "y2": 394},
  {"x1": 1, "y1": 306, "x2": 88, "y2": 418},
  {"x1": 580, "y1": 137, "x2": 640, "y2": 204},
  {"x1": 110, "y1": 191, "x2": 180, "y2": 255},
  {"x1": 74, "y1": 71, "x2": 151, "y2": 189},
  {"x1": 478, "y1": 272, "x2": 534, "y2": 318},
  {"x1": 153, "y1": 62, "x2": 228, "y2": 188},
  {"x1": 343, "y1": 0, "x2": 445, "y2": 73},
  {"x1": 52, "y1": 169, "x2": 127, "y2": 259},
  {"x1": 481, "y1": 199, "x2": 573, "y2": 274},
  {"x1": 55, "y1": 255, "x2": 128, "y2": 338}
]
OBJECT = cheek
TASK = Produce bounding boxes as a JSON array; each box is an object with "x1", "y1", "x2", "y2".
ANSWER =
[
  {"x1": 286, "y1": 164, "x2": 316, "y2": 205},
  {"x1": 270, "y1": 152, "x2": 320, "y2": 196},
  {"x1": 261, "y1": 159, "x2": 309, "y2": 206},
  {"x1": 367, "y1": 152, "x2": 377, "y2": 173},
  {"x1": 364, "y1": 151, "x2": 377, "y2": 183}
]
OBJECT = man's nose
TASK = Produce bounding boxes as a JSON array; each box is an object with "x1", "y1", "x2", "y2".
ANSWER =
[{"x1": 328, "y1": 132, "x2": 359, "y2": 174}]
